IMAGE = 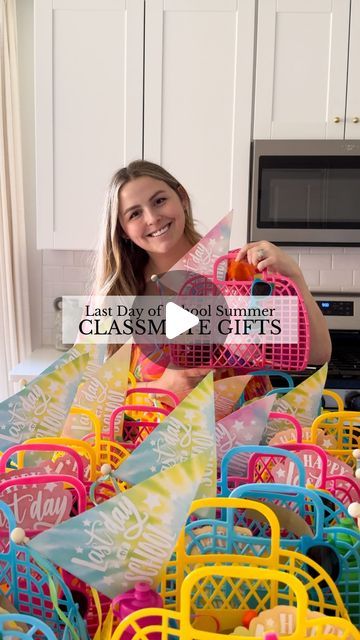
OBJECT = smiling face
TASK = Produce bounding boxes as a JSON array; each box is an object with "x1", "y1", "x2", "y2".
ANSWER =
[{"x1": 118, "y1": 176, "x2": 189, "y2": 259}]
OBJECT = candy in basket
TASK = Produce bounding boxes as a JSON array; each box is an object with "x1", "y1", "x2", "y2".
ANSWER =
[
  {"x1": 111, "y1": 564, "x2": 360, "y2": 639},
  {"x1": 169, "y1": 251, "x2": 310, "y2": 371}
]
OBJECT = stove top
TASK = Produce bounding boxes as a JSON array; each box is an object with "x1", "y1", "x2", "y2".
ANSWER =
[
  {"x1": 327, "y1": 330, "x2": 360, "y2": 377},
  {"x1": 313, "y1": 292, "x2": 360, "y2": 375}
]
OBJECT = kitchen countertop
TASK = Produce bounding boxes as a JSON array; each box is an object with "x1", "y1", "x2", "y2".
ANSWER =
[{"x1": 9, "y1": 347, "x2": 64, "y2": 383}]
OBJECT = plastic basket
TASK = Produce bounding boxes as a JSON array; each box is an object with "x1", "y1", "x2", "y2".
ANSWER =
[
  {"x1": 159, "y1": 497, "x2": 347, "y2": 620},
  {"x1": 309, "y1": 411, "x2": 360, "y2": 468},
  {"x1": 169, "y1": 253, "x2": 310, "y2": 372},
  {"x1": 231, "y1": 484, "x2": 360, "y2": 626},
  {"x1": 218, "y1": 444, "x2": 307, "y2": 497},
  {"x1": 0, "y1": 447, "x2": 114, "y2": 636},
  {"x1": 68, "y1": 407, "x2": 130, "y2": 471},
  {"x1": 322, "y1": 390, "x2": 345, "y2": 412},
  {"x1": 123, "y1": 387, "x2": 179, "y2": 421},
  {"x1": 218, "y1": 423, "x2": 360, "y2": 507},
  {"x1": 0, "y1": 440, "x2": 94, "y2": 480},
  {"x1": 111, "y1": 565, "x2": 359, "y2": 640},
  {"x1": 9, "y1": 437, "x2": 114, "y2": 510},
  {"x1": 110, "y1": 395, "x2": 170, "y2": 453},
  {"x1": 276, "y1": 442, "x2": 360, "y2": 506},
  {"x1": 235, "y1": 369, "x2": 294, "y2": 408},
  {"x1": 0, "y1": 613, "x2": 58, "y2": 638},
  {"x1": 219, "y1": 436, "x2": 360, "y2": 513},
  {"x1": 0, "y1": 500, "x2": 87, "y2": 639}
]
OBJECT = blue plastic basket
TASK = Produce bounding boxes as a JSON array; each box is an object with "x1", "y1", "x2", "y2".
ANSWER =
[
  {"x1": 0, "y1": 613, "x2": 57, "y2": 638},
  {"x1": 230, "y1": 483, "x2": 360, "y2": 627},
  {"x1": 218, "y1": 444, "x2": 307, "y2": 496},
  {"x1": 0, "y1": 500, "x2": 88, "y2": 639},
  {"x1": 160, "y1": 497, "x2": 347, "y2": 621}
]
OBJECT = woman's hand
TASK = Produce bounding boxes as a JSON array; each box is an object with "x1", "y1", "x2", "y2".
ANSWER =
[
  {"x1": 235, "y1": 241, "x2": 302, "y2": 279},
  {"x1": 235, "y1": 240, "x2": 331, "y2": 365}
]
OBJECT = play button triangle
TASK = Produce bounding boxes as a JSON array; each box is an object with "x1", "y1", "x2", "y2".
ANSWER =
[{"x1": 165, "y1": 302, "x2": 199, "y2": 340}]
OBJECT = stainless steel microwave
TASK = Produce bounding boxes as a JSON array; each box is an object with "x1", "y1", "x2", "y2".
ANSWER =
[{"x1": 248, "y1": 139, "x2": 360, "y2": 245}]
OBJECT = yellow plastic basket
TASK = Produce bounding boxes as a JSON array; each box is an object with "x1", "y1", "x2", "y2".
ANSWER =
[
  {"x1": 111, "y1": 565, "x2": 360, "y2": 639},
  {"x1": 18, "y1": 435, "x2": 98, "y2": 481},
  {"x1": 158, "y1": 498, "x2": 348, "y2": 620},
  {"x1": 310, "y1": 411, "x2": 360, "y2": 468},
  {"x1": 70, "y1": 407, "x2": 129, "y2": 470},
  {"x1": 322, "y1": 389, "x2": 345, "y2": 412}
]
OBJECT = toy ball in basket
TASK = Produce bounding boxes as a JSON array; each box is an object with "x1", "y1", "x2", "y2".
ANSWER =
[{"x1": 169, "y1": 252, "x2": 310, "y2": 372}]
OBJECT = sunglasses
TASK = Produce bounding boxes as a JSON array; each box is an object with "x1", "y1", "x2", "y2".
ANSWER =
[{"x1": 250, "y1": 277, "x2": 274, "y2": 298}]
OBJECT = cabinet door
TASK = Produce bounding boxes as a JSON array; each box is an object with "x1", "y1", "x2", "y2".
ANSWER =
[
  {"x1": 254, "y1": 0, "x2": 350, "y2": 139},
  {"x1": 345, "y1": 0, "x2": 360, "y2": 139},
  {"x1": 143, "y1": 0, "x2": 255, "y2": 248},
  {"x1": 35, "y1": 0, "x2": 143, "y2": 249}
]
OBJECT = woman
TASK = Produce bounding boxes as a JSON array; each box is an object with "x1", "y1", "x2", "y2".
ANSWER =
[{"x1": 93, "y1": 160, "x2": 331, "y2": 400}]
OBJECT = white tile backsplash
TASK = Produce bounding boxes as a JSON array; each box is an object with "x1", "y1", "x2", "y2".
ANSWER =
[
  {"x1": 309, "y1": 246, "x2": 344, "y2": 254},
  {"x1": 42, "y1": 250, "x2": 93, "y2": 345},
  {"x1": 354, "y1": 270, "x2": 360, "y2": 287},
  {"x1": 40, "y1": 246, "x2": 360, "y2": 345},
  {"x1": 299, "y1": 253, "x2": 332, "y2": 270},
  {"x1": 285, "y1": 246, "x2": 360, "y2": 292},
  {"x1": 73, "y1": 251, "x2": 95, "y2": 267},
  {"x1": 43, "y1": 250, "x2": 74, "y2": 266},
  {"x1": 43, "y1": 266, "x2": 63, "y2": 282},
  {"x1": 299, "y1": 268, "x2": 320, "y2": 288},
  {"x1": 319, "y1": 269, "x2": 354, "y2": 289},
  {"x1": 63, "y1": 266, "x2": 91, "y2": 283},
  {"x1": 332, "y1": 254, "x2": 360, "y2": 270}
]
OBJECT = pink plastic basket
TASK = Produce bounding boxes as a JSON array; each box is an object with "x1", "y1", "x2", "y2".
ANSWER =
[
  {"x1": 170, "y1": 252, "x2": 310, "y2": 371},
  {"x1": 0, "y1": 473, "x2": 87, "y2": 547},
  {"x1": 109, "y1": 387, "x2": 176, "y2": 452},
  {"x1": 278, "y1": 442, "x2": 360, "y2": 506}
]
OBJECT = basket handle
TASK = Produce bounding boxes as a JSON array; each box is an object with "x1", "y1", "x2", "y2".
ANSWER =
[
  {"x1": 0, "y1": 442, "x2": 86, "y2": 483},
  {"x1": 278, "y1": 442, "x2": 329, "y2": 489},
  {"x1": 268, "y1": 412, "x2": 303, "y2": 443},
  {"x1": 0, "y1": 473, "x2": 88, "y2": 514},
  {"x1": 126, "y1": 386, "x2": 179, "y2": 408},
  {"x1": 110, "y1": 403, "x2": 169, "y2": 439}
]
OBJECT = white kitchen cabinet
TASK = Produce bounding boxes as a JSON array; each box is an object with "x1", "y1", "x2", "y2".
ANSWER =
[
  {"x1": 253, "y1": 0, "x2": 360, "y2": 140},
  {"x1": 345, "y1": 0, "x2": 360, "y2": 137},
  {"x1": 143, "y1": 0, "x2": 255, "y2": 248},
  {"x1": 35, "y1": 0, "x2": 144, "y2": 249},
  {"x1": 35, "y1": 0, "x2": 255, "y2": 249}
]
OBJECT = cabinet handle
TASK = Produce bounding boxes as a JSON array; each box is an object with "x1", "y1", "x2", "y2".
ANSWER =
[
  {"x1": 352, "y1": 117, "x2": 359, "y2": 123},
  {"x1": 333, "y1": 116, "x2": 341, "y2": 123}
]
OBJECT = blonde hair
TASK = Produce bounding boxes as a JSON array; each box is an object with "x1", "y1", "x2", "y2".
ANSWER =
[{"x1": 92, "y1": 160, "x2": 201, "y2": 297}]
